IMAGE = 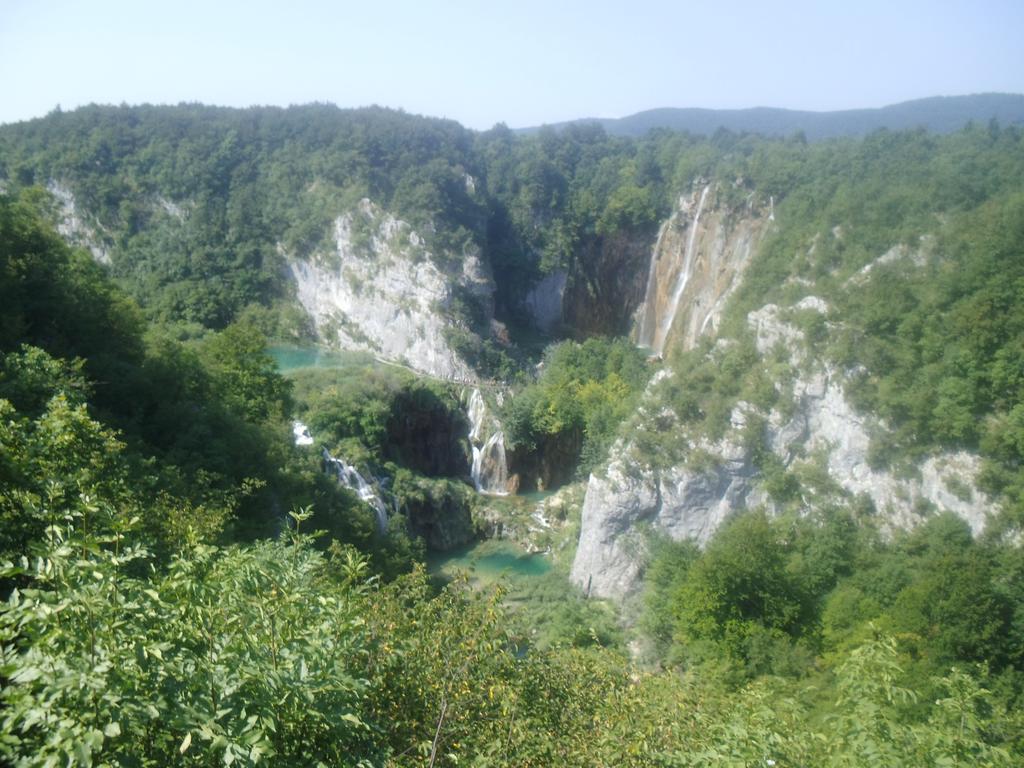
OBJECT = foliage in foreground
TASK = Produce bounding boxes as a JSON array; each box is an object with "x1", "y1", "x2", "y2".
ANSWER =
[
  {"x1": 643, "y1": 509, "x2": 1024, "y2": 693},
  {"x1": 0, "y1": 190, "x2": 424, "y2": 574},
  {"x1": 2, "y1": 114, "x2": 1024, "y2": 765},
  {"x1": 1, "y1": 503, "x2": 1020, "y2": 767}
]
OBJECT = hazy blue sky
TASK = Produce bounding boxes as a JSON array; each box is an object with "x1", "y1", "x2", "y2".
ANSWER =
[{"x1": 2, "y1": 0, "x2": 1022, "y2": 129}]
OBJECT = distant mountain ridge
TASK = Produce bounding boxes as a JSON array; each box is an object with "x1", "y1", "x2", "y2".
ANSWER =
[{"x1": 521, "y1": 93, "x2": 1024, "y2": 140}]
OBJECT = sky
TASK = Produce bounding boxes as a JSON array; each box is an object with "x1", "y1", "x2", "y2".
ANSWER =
[{"x1": 1, "y1": 0, "x2": 1022, "y2": 130}]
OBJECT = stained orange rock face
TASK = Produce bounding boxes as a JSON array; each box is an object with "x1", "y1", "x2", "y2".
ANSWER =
[{"x1": 635, "y1": 183, "x2": 771, "y2": 355}]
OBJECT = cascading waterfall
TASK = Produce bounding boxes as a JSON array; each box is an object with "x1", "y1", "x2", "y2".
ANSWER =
[
  {"x1": 467, "y1": 387, "x2": 488, "y2": 443},
  {"x1": 652, "y1": 184, "x2": 710, "y2": 355},
  {"x1": 292, "y1": 421, "x2": 390, "y2": 532},
  {"x1": 467, "y1": 388, "x2": 509, "y2": 495},
  {"x1": 321, "y1": 447, "x2": 390, "y2": 533},
  {"x1": 472, "y1": 432, "x2": 509, "y2": 493}
]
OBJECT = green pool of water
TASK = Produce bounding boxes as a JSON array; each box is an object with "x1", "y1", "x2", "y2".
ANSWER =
[
  {"x1": 267, "y1": 344, "x2": 370, "y2": 373},
  {"x1": 428, "y1": 539, "x2": 551, "y2": 586}
]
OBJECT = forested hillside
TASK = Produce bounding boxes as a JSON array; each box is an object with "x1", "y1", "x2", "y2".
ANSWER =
[
  {"x1": 2, "y1": 105, "x2": 1024, "y2": 765},
  {"x1": 0, "y1": 104, "x2": 679, "y2": 335},
  {"x1": 642, "y1": 124, "x2": 1024, "y2": 519},
  {"x1": 530, "y1": 93, "x2": 1024, "y2": 139}
]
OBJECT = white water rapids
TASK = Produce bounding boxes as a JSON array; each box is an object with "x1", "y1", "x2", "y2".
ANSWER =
[
  {"x1": 293, "y1": 420, "x2": 390, "y2": 533},
  {"x1": 321, "y1": 448, "x2": 391, "y2": 533}
]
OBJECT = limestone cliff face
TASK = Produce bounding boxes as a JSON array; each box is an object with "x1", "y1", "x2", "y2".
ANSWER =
[
  {"x1": 572, "y1": 295, "x2": 993, "y2": 600},
  {"x1": 286, "y1": 200, "x2": 494, "y2": 380},
  {"x1": 752, "y1": 300, "x2": 989, "y2": 535},
  {"x1": 635, "y1": 184, "x2": 771, "y2": 354},
  {"x1": 571, "y1": 435, "x2": 758, "y2": 598},
  {"x1": 46, "y1": 181, "x2": 112, "y2": 265}
]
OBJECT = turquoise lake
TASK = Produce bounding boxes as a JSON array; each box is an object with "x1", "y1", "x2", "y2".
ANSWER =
[
  {"x1": 428, "y1": 539, "x2": 551, "y2": 586},
  {"x1": 517, "y1": 489, "x2": 557, "y2": 504},
  {"x1": 267, "y1": 344, "x2": 372, "y2": 373}
]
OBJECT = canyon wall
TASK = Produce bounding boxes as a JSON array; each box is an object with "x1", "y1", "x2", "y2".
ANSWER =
[
  {"x1": 573, "y1": 294, "x2": 993, "y2": 599},
  {"x1": 635, "y1": 183, "x2": 771, "y2": 354},
  {"x1": 287, "y1": 199, "x2": 494, "y2": 381}
]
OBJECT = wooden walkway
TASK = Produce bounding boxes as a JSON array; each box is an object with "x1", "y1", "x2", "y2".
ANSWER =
[{"x1": 371, "y1": 356, "x2": 505, "y2": 391}]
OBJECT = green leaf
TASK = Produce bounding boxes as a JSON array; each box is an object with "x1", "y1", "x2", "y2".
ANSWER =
[
  {"x1": 179, "y1": 731, "x2": 192, "y2": 754},
  {"x1": 11, "y1": 666, "x2": 41, "y2": 683},
  {"x1": 73, "y1": 741, "x2": 92, "y2": 764}
]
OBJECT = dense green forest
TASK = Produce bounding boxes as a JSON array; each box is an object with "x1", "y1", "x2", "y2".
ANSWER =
[
  {"x1": 0, "y1": 191, "x2": 426, "y2": 567},
  {"x1": 616, "y1": 123, "x2": 1024, "y2": 526},
  {"x1": 503, "y1": 337, "x2": 651, "y2": 484},
  {"x1": 2, "y1": 105, "x2": 1024, "y2": 765},
  {"x1": 0, "y1": 104, "x2": 679, "y2": 335}
]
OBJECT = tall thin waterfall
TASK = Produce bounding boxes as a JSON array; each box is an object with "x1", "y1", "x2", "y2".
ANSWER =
[
  {"x1": 653, "y1": 184, "x2": 710, "y2": 355},
  {"x1": 466, "y1": 388, "x2": 509, "y2": 495}
]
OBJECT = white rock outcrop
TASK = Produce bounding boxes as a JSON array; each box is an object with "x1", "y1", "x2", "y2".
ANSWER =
[
  {"x1": 573, "y1": 294, "x2": 993, "y2": 599},
  {"x1": 287, "y1": 200, "x2": 494, "y2": 381},
  {"x1": 46, "y1": 181, "x2": 111, "y2": 264},
  {"x1": 571, "y1": 436, "x2": 758, "y2": 598}
]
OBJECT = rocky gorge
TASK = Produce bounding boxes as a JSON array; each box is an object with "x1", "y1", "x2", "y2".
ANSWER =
[
  {"x1": 18, "y1": 109, "x2": 1014, "y2": 614},
  {"x1": 4, "y1": 101, "x2": 1024, "y2": 763},
  {"x1": 273, "y1": 179, "x2": 997, "y2": 603}
]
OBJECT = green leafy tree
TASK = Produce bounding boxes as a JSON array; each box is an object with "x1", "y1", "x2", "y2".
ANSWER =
[{"x1": 675, "y1": 511, "x2": 809, "y2": 668}]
